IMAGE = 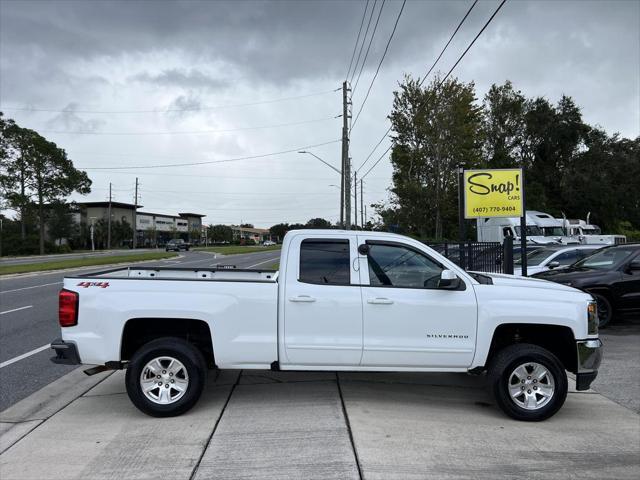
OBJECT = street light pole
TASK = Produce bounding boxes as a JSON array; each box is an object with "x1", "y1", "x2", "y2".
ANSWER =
[
  {"x1": 298, "y1": 150, "x2": 343, "y2": 227},
  {"x1": 90, "y1": 217, "x2": 96, "y2": 251}
]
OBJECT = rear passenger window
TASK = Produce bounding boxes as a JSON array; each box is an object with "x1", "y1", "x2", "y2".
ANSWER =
[
  {"x1": 555, "y1": 250, "x2": 582, "y2": 265},
  {"x1": 299, "y1": 239, "x2": 350, "y2": 285}
]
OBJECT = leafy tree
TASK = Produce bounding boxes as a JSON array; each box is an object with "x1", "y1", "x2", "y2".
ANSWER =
[
  {"x1": 1, "y1": 122, "x2": 34, "y2": 240},
  {"x1": 481, "y1": 81, "x2": 526, "y2": 168},
  {"x1": 46, "y1": 201, "x2": 77, "y2": 246},
  {"x1": 240, "y1": 223, "x2": 254, "y2": 228},
  {"x1": 386, "y1": 75, "x2": 482, "y2": 239},
  {"x1": 29, "y1": 133, "x2": 92, "y2": 253},
  {"x1": 305, "y1": 218, "x2": 332, "y2": 229},
  {"x1": 208, "y1": 224, "x2": 233, "y2": 243},
  {"x1": 269, "y1": 223, "x2": 289, "y2": 241},
  {"x1": 113, "y1": 219, "x2": 133, "y2": 247},
  {"x1": 1, "y1": 117, "x2": 91, "y2": 253}
]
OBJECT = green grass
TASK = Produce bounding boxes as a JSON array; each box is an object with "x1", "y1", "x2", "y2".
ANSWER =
[
  {"x1": 194, "y1": 245, "x2": 281, "y2": 255},
  {"x1": 0, "y1": 252, "x2": 179, "y2": 276}
]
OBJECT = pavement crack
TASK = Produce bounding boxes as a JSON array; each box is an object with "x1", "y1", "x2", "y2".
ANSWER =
[
  {"x1": 81, "y1": 392, "x2": 126, "y2": 398},
  {"x1": 189, "y1": 369, "x2": 242, "y2": 480},
  {"x1": 336, "y1": 372, "x2": 364, "y2": 480},
  {"x1": 0, "y1": 419, "x2": 45, "y2": 424}
]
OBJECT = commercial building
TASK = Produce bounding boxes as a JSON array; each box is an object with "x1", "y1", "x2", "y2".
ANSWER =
[
  {"x1": 231, "y1": 226, "x2": 273, "y2": 244},
  {"x1": 76, "y1": 201, "x2": 205, "y2": 247}
]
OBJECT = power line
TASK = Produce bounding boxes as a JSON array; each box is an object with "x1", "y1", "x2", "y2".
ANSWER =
[
  {"x1": 39, "y1": 115, "x2": 339, "y2": 136},
  {"x1": 84, "y1": 170, "x2": 342, "y2": 180},
  {"x1": 351, "y1": 0, "x2": 406, "y2": 132},
  {"x1": 360, "y1": 144, "x2": 392, "y2": 180},
  {"x1": 351, "y1": 0, "x2": 386, "y2": 97},
  {"x1": 356, "y1": 0, "x2": 499, "y2": 178},
  {"x1": 418, "y1": 0, "x2": 478, "y2": 87},
  {"x1": 355, "y1": 130, "x2": 388, "y2": 172},
  {"x1": 79, "y1": 139, "x2": 341, "y2": 170},
  {"x1": 439, "y1": 0, "x2": 507, "y2": 85},
  {"x1": 345, "y1": 0, "x2": 370, "y2": 80},
  {"x1": 349, "y1": 0, "x2": 378, "y2": 84},
  {"x1": 0, "y1": 89, "x2": 340, "y2": 114}
]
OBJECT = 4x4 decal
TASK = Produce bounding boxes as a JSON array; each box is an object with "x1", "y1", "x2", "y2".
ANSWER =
[{"x1": 76, "y1": 281, "x2": 110, "y2": 288}]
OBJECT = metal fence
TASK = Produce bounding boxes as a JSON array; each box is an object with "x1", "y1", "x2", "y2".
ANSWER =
[{"x1": 426, "y1": 239, "x2": 514, "y2": 274}]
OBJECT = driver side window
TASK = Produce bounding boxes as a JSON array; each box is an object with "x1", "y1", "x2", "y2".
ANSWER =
[{"x1": 367, "y1": 243, "x2": 444, "y2": 289}]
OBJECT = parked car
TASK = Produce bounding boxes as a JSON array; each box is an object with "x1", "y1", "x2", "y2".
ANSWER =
[
  {"x1": 165, "y1": 239, "x2": 190, "y2": 252},
  {"x1": 263, "y1": 240, "x2": 276, "y2": 246},
  {"x1": 51, "y1": 230, "x2": 601, "y2": 421},
  {"x1": 533, "y1": 244, "x2": 640, "y2": 327},
  {"x1": 514, "y1": 245, "x2": 604, "y2": 276}
]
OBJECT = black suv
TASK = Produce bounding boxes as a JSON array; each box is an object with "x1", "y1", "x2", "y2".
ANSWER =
[
  {"x1": 533, "y1": 244, "x2": 640, "y2": 327},
  {"x1": 165, "y1": 239, "x2": 191, "y2": 252}
]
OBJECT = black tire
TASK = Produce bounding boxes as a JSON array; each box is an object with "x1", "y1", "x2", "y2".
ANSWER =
[
  {"x1": 488, "y1": 343, "x2": 568, "y2": 421},
  {"x1": 125, "y1": 337, "x2": 206, "y2": 417},
  {"x1": 591, "y1": 293, "x2": 613, "y2": 328}
]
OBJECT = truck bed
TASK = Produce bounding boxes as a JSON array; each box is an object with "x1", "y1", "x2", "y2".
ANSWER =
[{"x1": 75, "y1": 266, "x2": 278, "y2": 282}]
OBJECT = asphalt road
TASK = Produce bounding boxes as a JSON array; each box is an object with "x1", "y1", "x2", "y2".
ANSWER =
[{"x1": 0, "y1": 248, "x2": 281, "y2": 411}]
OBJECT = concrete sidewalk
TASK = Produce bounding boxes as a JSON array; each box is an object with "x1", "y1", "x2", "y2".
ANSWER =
[{"x1": 1, "y1": 369, "x2": 639, "y2": 480}]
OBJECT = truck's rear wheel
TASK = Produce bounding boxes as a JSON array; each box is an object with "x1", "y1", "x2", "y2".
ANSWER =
[
  {"x1": 125, "y1": 337, "x2": 206, "y2": 417},
  {"x1": 488, "y1": 343, "x2": 567, "y2": 421}
]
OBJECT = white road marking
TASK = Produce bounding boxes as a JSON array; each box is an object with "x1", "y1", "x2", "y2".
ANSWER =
[
  {"x1": 0, "y1": 344, "x2": 50, "y2": 369},
  {"x1": 1, "y1": 282, "x2": 62, "y2": 294},
  {"x1": 246, "y1": 257, "x2": 281, "y2": 269},
  {"x1": 0, "y1": 305, "x2": 33, "y2": 315}
]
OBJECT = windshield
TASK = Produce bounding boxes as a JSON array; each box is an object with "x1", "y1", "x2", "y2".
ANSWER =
[
  {"x1": 541, "y1": 227, "x2": 565, "y2": 236},
  {"x1": 573, "y1": 247, "x2": 636, "y2": 270},
  {"x1": 514, "y1": 226, "x2": 542, "y2": 236},
  {"x1": 584, "y1": 226, "x2": 602, "y2": 235},
  {"x1": 515, "y1": 248, "x2": 558, "y2": 266}
]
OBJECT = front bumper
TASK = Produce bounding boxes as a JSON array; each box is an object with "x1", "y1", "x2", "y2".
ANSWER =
[
  {"x1": 575, "y1": 339, "x2": 603, "y2": 390},
  {"x1": 50, "y1": 338, "x2": 81, "y2": 365}
]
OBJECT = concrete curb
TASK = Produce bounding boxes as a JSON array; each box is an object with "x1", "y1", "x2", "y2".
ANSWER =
[{"x1": 0, "y1": 367, "x2": 113, "y2": 454}]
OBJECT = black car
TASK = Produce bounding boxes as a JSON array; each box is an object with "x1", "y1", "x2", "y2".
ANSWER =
[
  {"x1": 532, "y1": 244, "x2": 640, "y2": 327},
  {"x1": 165, "y1": 239, "x2": 190, "y2": 252}
]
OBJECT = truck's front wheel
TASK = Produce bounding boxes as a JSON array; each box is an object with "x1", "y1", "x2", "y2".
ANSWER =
[
  {"x1": 488, "y1": 344, "x2": 568, "y2": 421},
  {"x1": 125, "y1": 337, "x2": 206, "y2": 417}
]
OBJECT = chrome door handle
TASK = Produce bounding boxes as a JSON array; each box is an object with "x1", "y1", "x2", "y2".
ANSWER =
[
  {"x1": 289, "y1": 295, "x2": 316, "y2": 303},
  {"x1": 367, "y1": 297, "x2": 394, "y2": 305}
]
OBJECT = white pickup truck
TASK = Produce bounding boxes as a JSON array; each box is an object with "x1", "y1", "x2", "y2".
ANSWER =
[{"x1": 51, "y1": 230, "x2": 602, "y2": 421}]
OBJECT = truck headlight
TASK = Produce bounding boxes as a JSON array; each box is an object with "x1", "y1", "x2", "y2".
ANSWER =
[{"x1": 587, "y1": 301, "x2": 598, "y2": 335}]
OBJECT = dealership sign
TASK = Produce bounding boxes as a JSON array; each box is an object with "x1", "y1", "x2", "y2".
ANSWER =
[{"x1": 463, "y1": 168, "x2": 523, "y2": 218}]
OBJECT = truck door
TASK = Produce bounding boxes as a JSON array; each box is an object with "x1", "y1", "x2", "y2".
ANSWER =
[
  {"x1": 359, "y1": 237, "x2": 477, "y2": 368},
  {"x1": 283, "y1": 234, "x2": 362, "y2": 366}
]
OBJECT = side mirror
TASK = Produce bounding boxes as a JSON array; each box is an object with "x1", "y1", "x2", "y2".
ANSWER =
[
  {"x1": 548, "y1": 261, "x2": 560, "y2": 269},
  {"x1": 628, "y1": 260, "x2": 640, "y2": 271},
  {"x1": 438, "y1": 269, "x2": 460, "y2": 289}
]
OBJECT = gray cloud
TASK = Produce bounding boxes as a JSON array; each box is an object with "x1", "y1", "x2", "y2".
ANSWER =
[
  {"x1": 130, "y1": 69, "x2": 230, "y2": 91},
  {"x1": 45, "y1": 104, "x2": 106, "y2": 133},
  {"x1": 0, "y1": 0, "x2": 638, "y2": 226}
]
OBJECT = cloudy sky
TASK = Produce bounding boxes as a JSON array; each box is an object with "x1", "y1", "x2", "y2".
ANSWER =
[{"x1": 1, "y1": 0, "x2": 638, "y2": 227}]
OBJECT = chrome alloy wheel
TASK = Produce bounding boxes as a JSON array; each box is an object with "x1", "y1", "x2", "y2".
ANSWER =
[
  {"x1": 507, "y1": 362, "x2": 555, "y2": 410},
  {"x1": 140, "y1": 356, "x2": 189, "y2": 405}
]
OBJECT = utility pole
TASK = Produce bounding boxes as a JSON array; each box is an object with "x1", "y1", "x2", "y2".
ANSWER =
[
  {"x1": 133, "y1": 177, "x2": 138, "y2": 249},
  {"x1": 107, "y1": 182, "x2": 112, "y2": 249},
  {"x1": 342, "y1": 81, "x2": 351, "y2": 229},
  {"x1": 353, "y1": 170, "x2": 358, "y2": 229},
  {"x1": 360, "y1": 179, "x2": 364, "y2": 227}
]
